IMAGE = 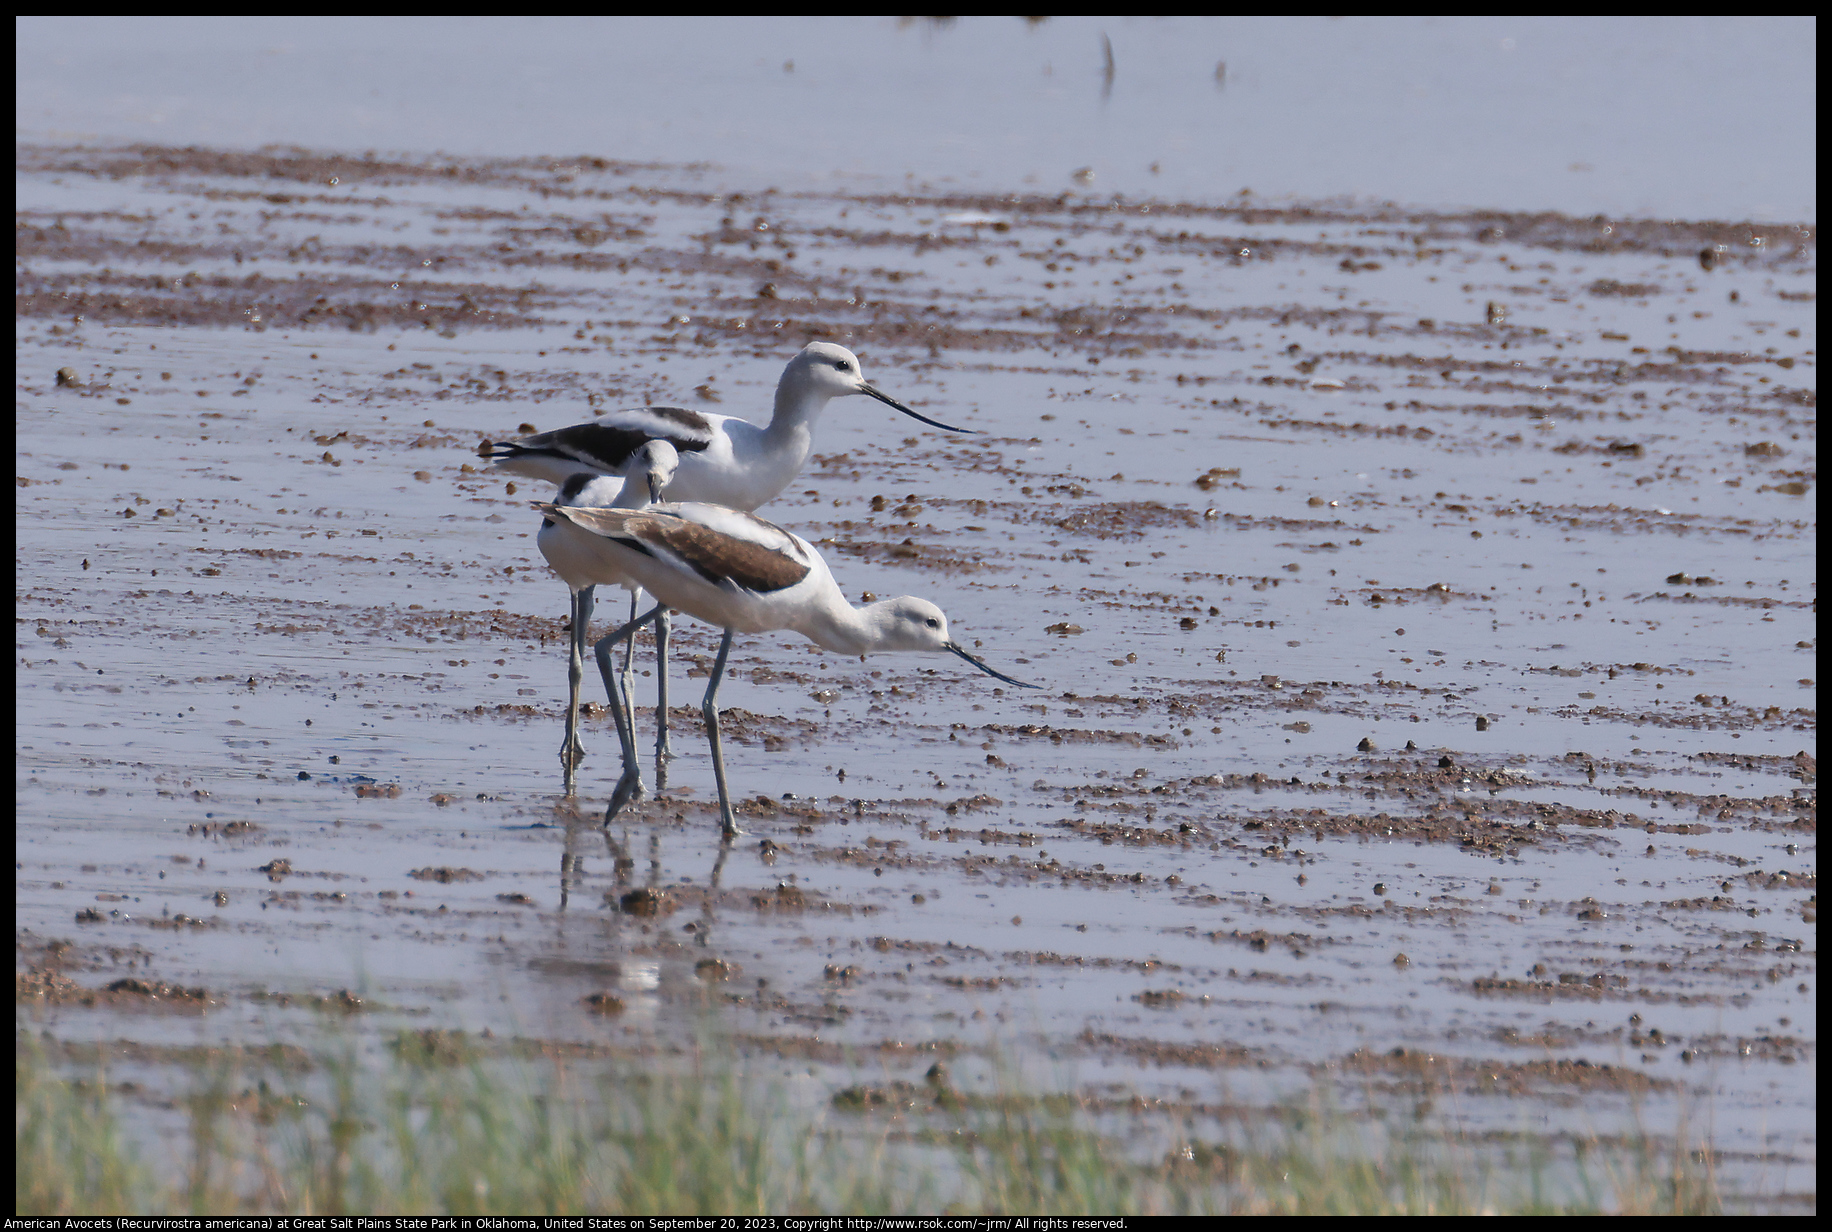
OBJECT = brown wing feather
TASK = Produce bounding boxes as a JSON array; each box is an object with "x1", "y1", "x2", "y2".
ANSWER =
[
  {"x1": 645, "y1": 516, "x2": 810, "y2": 593},
  {"x1": 539, "y1": 504, "x2": 810, "y2": 594}
]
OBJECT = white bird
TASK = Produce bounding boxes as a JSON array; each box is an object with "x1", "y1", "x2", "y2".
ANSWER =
[
  {"x1": 531, "y1": 498, "x2": 1036, "y2": 839},
  {"x1": 483, "y1": 342, "x2": 974, "y2": 770},
  {"x1": 538, "y1": 439, "x2": 678, "y2": 771}
]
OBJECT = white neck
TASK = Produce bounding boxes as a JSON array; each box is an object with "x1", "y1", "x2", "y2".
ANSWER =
[
  {"x1": 798, "y1": 597, "x2": 941, "y2": 657},
  {"x1": 765, "y1": 379, "x2": 831, "y2": 443},
  {"x1": 798, "y1": 594, "x2": 902, "y2": 656}
]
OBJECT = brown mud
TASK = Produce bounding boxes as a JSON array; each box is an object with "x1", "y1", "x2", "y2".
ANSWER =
[{"x1": 16, "y1": 144, "x2": 1815, "y2": 1207}]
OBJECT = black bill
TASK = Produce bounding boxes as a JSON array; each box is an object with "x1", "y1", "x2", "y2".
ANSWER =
[
  {"x1": 863, "y1": 384, "x2": 978, "y2": 434},
  {"x1": 947, "y1": 642, "x2": 1040, "y2": 688}
]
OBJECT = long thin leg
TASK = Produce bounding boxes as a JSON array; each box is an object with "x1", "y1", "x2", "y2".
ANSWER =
[
  {"x1": 598, "y1": 604, "x2": 657, "y2": 773},
  {"x1": 594, "y1": 604, "x2": 665, "y2": 826},
  {"x1": 621, "y1": 590, "x2": 639, "y2": 726},
  {"x1": 701, "y1": 628, "x2": 740, "y2": 840},
  {"x1": 560, "y1": 585, "x2": 596, "y2": 769},
  {"x1": 654, "y1": 607, "x2": 673, "y2": 763}
]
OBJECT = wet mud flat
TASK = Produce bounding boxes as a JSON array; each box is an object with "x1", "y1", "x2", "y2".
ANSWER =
[{"x1": 15, "y1": 145, "x2": 1815, "y2": 1208}]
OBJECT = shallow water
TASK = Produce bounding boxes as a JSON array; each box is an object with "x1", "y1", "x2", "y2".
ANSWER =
[
  {"x1": 13, "y1": 15, "x2": 1816, "y2": 220},
  {"x1": 14, "y1": 145, "x2": 1816, "y2": 1207}
]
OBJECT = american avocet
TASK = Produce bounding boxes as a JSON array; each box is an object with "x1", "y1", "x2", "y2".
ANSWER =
[
  {"x1": 539, "y1": 439, "x2": 678, "y2": 770},
  {"x1": 531, "y1": 499, "x2": 1036, "y2": 838},
  {"x1": 484, "y1": 342, "x2": 974, "y2": 769}
]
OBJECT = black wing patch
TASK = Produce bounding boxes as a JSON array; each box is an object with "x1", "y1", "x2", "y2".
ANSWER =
[
  {"x1": 556, "y1": 471, "x2": 601, "y2": 502},
  {"x1": 485, "y1": 412, "x2": 713, "y2": 471},
  {"x1": 641, "y1": 407, "x2": 713, "y2": 432}
]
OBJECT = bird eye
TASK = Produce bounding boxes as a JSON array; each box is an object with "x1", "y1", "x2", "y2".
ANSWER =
[
  {"x1": 833, "y1": 359, "x2": 850, "y2": 371},
  {"x1": 925, "y1": 617, "x2": 940, "y2": 629}
]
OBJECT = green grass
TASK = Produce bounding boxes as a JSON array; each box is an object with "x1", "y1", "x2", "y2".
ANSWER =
[{"x1": 17, "y1": 1031, "x2": 1722, "y2": 1215}]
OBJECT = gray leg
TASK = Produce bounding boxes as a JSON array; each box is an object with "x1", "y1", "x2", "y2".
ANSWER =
[
  {"x1": 594, "y1": 604, "x2": 665, "y2": 826},
  {"x1": 654, "y1": 607, "x2": 673, "y2": 762},
  {"x1": 701, "y1": 628, "x2": 740, "y2": 840},
  {"x1": 561, "y1": 586, "x2": 595, "y2": 769},
  {"x1": 621, "y1": 590, "x2": 639, "y2": 722}
]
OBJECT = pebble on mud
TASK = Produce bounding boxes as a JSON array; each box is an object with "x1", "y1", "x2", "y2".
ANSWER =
[
  {"x1": 696, "y1": 958, "x2": 735, "y2": 981},
  {"x1": 409, "y1": 866, "x2": 483, "y2": 884},
  {"x1": 618, "y1": 887, "x2": 673, "y2": 916}
]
